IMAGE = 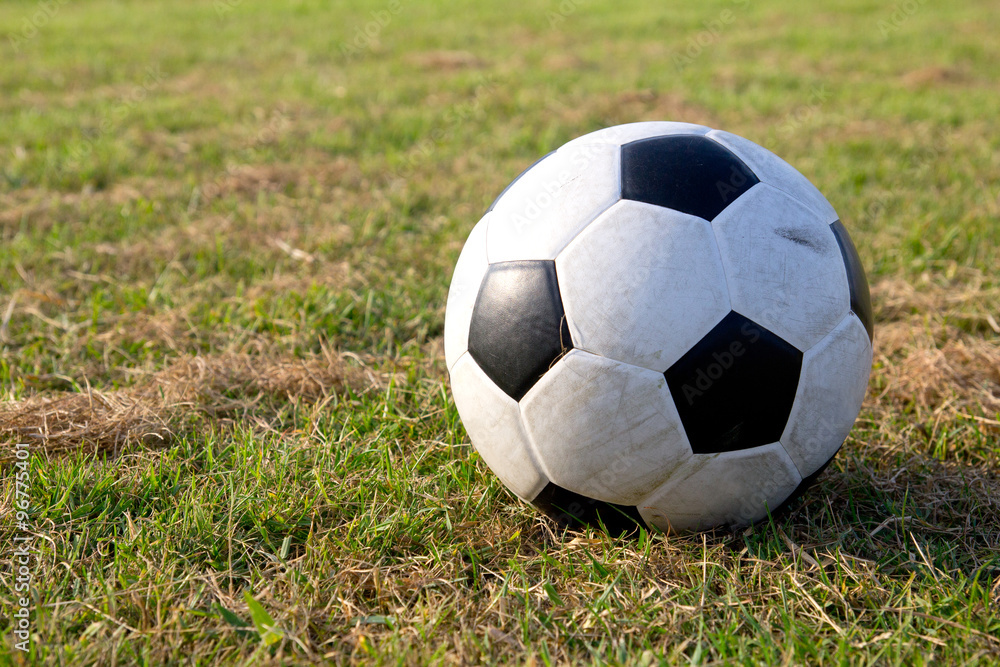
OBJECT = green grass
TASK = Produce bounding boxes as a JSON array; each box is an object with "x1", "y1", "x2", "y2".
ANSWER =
[{"x1": 1, "y1": 0, "x2": 999, "y2": 664}]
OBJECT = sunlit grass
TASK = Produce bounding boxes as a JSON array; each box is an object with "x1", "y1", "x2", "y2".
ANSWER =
[{"x1": 1, "y1": 0, "x2": 998, "y2": 663}]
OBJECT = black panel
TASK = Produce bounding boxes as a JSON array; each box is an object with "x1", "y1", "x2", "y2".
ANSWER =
[
  {"x1": 665, "y1": 311, "x2": 802, "y2": 454},
  {"x1": 467, "y1": 261, "x2": 572, "y2": 401},
  {"x1": 531, "y1": 482, "x2": 645, "y2": 536},
  {"x1": 830, "y1": 219, "x2": 874, "y2": 343},
  {"x1": 486, "y1": 151, "x2": 557, "y2": 213},
  {"x1": 620, "y1": 135, "x2": 759, "y2": 221}
]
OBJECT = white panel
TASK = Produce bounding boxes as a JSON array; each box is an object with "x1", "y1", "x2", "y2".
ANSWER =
[
  {"x1": 712, "y1": 184, "x2": 850, "y2": 352},
  {"x1": 707, "y1": 130, "x2": 839, "y2": 224},
  {"x1": 449, "y1": 354, "x2": 548, "y2": 501},
  {"x1": 780, "y1": 313, "x2": 872, "y2": 477},
  {"x1": 561, "y1": 121, "x2": 712, "y2": 150},
  {"x1": 637, "y1": 442, "x2": 802, "y2": 533},
  {"x1": 556, "y1": 200, "x2": 731, "y2": 372},
  {"x1": 444, "y1": 215, "x2": 490, "y2": 371},
  {"x1": 487, "y1": 144, "x2": 621, "y2": 263},
  {"x1": 520, "y1": 349, "x2": 691, "y2": 505}
]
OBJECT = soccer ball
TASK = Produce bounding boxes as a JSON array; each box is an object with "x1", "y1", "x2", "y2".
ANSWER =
[{"x1": 445, "y1": 122, "x2": 873, "y2": 534}]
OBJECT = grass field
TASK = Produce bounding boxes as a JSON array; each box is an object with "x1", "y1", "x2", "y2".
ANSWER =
[{"x1": 1, "y1": 0, "x2": 999, "y2": 663}]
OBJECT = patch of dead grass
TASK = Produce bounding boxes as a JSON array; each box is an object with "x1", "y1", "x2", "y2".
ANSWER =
[
  {"x1": 197, "y1": 157, "x2": 359, "y2": 203},
  {"x1": 874, "y1": 320, "x2": 1000, "y2": 412},
  {"x1": 540, "y1": 53, "x2": 592, "y2": 71},
  {"x1": 406, "y1": 50, "x2": 488, "y2": 71},
  {"x1": 865, "y1": 277, "x2": 1000, "y2": 462},
  {"x1": 0, "y1": 349, "x2": 380, "y2": 457},
  {"x1": 869, "y1": 277, "x2": 1000, "y2": 412},
  {"x1": 1, "y1": 154, "x2": 361, "y2": 238},
  {"x1": 556, "y1": 89, "x2": 719, "y2": 129},
  {"x1": 0, "y1": 179, "x2": 187, "y2": 232},
  {"x1": 901, "y1": 65, "x2": 967, "y2": 89},
  {"x1": 873, "y1": 276, "x2": 1000, "y2": 330}
]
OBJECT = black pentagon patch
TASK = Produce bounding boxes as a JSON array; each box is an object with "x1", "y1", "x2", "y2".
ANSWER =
[
  {"x1": 621, "y1": 135, "x2": 759, "y2": 221},
  {"x1": 468, "y1": 260, "x2": 572, "y2": 401},
  {"x1": 830, "y1": 219, "x2": 874, "y2": 343},
  {"x1": 486, "y1": 150, "x2": 557, "y2": 213},
  {"x1": 531, "y1": 482, "x2": 645, "y2": 536},
  {"x1": 665, "y1": 311, "x2": 802, "y2": 454}
]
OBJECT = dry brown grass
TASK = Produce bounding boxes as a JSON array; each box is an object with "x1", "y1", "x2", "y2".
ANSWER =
[
  {"x1": 868, "y1": 277, "x2": 1000, "y2": 421},
  {"x1": 873, "y1": 275, "x2": 1000, "y2": 330},
  {"x1": 196, "y1": 157, "x2": 360, "y2": 204},
  {"x1": 0, "y1": 179, "x2": 189, "y2": 232},
  {"x1": 901, "y1": 65, "x2": 968, "y2": 89},
  {"x1": 550, "y1": 89, "x2": 719, "y2": 132},
  {"x1": 405, "y1": 50, "x2": 488, "y2": 71},
  {"x1": 4, "y1": 276, "x2": 996, "y2": 465},
  {"x1": 875, "y1": 320, "x2": 1000, "y2": 412},
  {"x1": 0, "y1": 349, "x2": 379, "y2": 458}
]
